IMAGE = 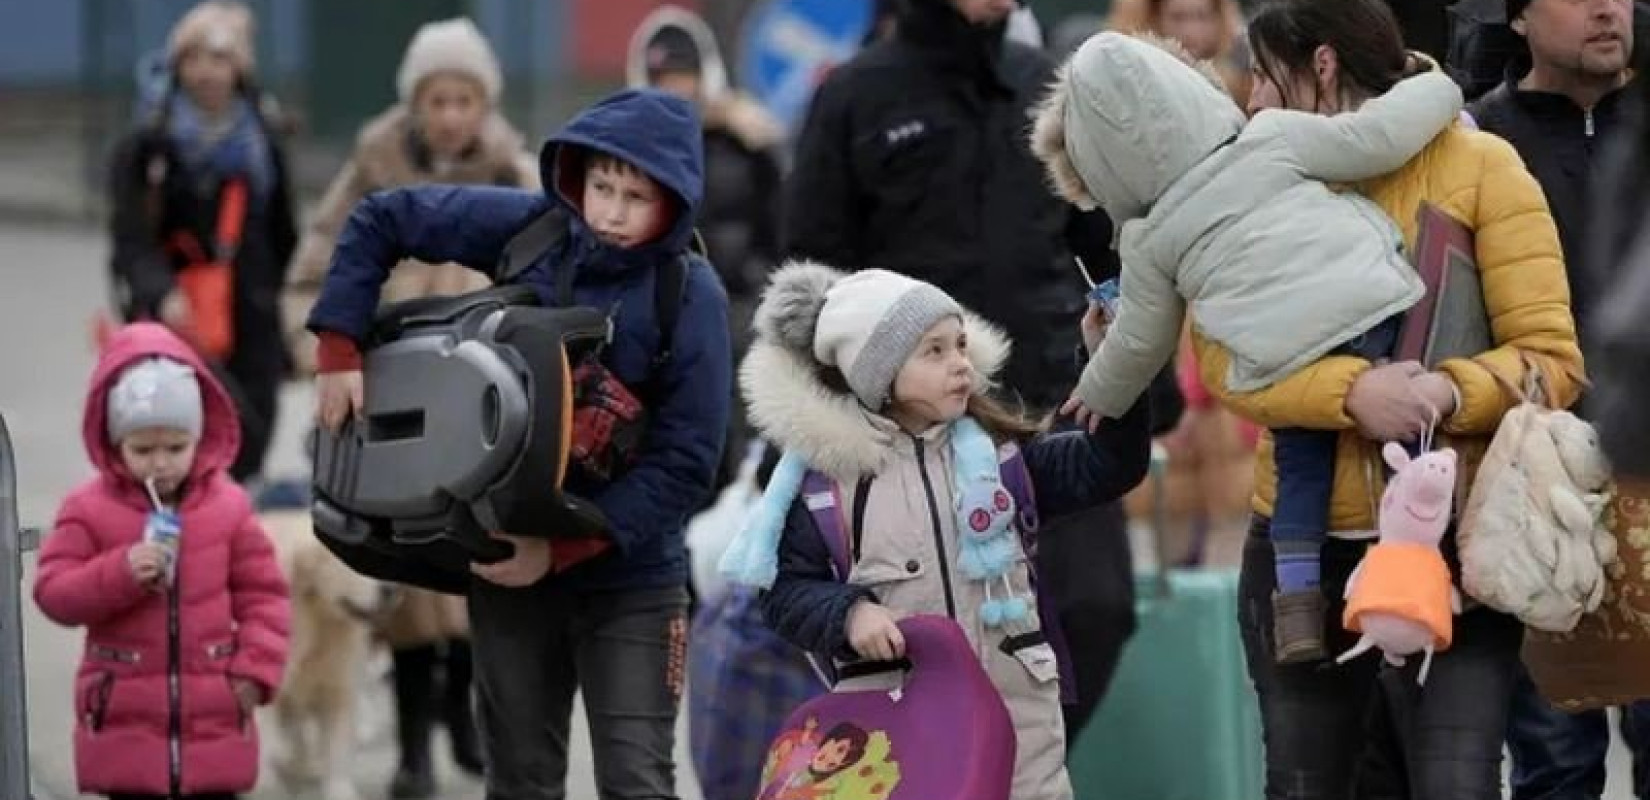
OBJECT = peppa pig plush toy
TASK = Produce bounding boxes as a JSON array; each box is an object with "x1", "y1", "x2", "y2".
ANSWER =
[{"x1": 1337, "y1": 442, "x2": 1463, "y2": 686}]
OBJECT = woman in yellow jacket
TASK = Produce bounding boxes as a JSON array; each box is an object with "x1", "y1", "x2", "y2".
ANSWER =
[{"x1": 1192, "y1": 0, "x2": 1584, "y2": 797}]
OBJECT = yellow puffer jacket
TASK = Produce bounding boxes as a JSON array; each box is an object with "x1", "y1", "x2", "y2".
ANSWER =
[{"x1": 1191, "y1": 123, "x2": 1586, "y2": 532}]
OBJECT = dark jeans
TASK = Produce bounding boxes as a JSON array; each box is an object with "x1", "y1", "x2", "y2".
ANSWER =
[
  {"x1": 1239, "y1": 521, "x2": 1524, "y2": 799},
  {"x1": 1270, "y1": 317, "x2": 1402, "y2": 553},
  {"x1": 470, "y1": 580, "x2": 689, "y2": 800},
  {"x1": 1507, "y1": 670, "x2": 1650, "y2": 800}
]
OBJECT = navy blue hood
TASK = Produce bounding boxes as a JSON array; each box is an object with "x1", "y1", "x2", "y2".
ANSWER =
[{"x1": 540, "y1": 88, "x2": 705, "y2": 263}]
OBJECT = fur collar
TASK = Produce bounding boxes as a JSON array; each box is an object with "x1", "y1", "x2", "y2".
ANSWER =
[
  {"x1": 740, "y1": 312, "x2": 1010, "y2": 480},
  {"x1": 352, "y1": 104, "x2": 533, "y2": 190},
  {"x1": 1029, "y1": 31, "x2": 1233, "y2": 211}
]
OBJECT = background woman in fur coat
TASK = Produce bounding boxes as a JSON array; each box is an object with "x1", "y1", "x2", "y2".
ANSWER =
[{"x1": 281, "y1": 17, "x2": 536, "y2": 800}]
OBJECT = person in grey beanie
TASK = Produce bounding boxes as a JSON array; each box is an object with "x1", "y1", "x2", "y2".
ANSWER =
[
  {"x1": 721, "y1": 261, "x2": 1152, "y2": 800},
  {"x1": 35, "y1": 321, "x2": 290, "y2": 800}
]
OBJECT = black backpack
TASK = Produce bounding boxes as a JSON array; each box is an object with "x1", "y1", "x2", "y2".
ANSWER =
[{"x1": 494, "y1": 206, "x2": 703, "y2": 390}]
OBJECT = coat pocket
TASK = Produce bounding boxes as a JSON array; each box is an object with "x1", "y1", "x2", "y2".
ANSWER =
[
  {"x1": 228, "y1": 676, "x2": 250, "y2": 733},
  {"x1": 850, "y1": 558, "x2": 933, "y2": 614},
  {"x1": 208, "y1": 639, "x2": 252, "y2": 735},
  {"x1": 77, "y1": 671, "x2": 116, "y2": 733}
]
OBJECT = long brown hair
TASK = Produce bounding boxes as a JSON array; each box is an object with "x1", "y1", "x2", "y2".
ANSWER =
[
  {"x1": 819, "y1": 365, "x2": 1046, "y2": 443},
  {"x1": 969, "y1": 392, "x2": 1047, "y2": 443}
]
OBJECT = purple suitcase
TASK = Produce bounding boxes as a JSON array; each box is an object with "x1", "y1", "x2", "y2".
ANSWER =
[{"x1": 753, "y1": 615, "x2": 1015, "y2": 800}]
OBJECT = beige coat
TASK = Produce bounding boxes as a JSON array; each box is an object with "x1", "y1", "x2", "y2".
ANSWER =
[
  {"x1": 282, "y1": 104, "x2": 539, "y2": 376},
  {"x1": 742, "y1": 312, "x2": 1071, "y2": 800}
]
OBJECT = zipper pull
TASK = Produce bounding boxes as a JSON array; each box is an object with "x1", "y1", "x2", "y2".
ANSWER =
[{"x1": 1585, "y1": 110, "x2": 1595, "y2": 138}]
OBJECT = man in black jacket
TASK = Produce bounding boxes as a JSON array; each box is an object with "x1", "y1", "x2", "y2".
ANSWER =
[
  {"x1": 1590, "y1": 80, "x2": 1650, "y2": 481},
  {"x1": 1472, "y1": 0, "x2": 1638, "y2": 332},
  {"x1": 1469, "y1": 1, "x2": 1647, "y2": 796},
  {"x1": 783, "y1": 0, "x2": 1113, "y2": 414},
  {"x1": 782, "y1": 0, "x2": 1164, "y2": 742}
]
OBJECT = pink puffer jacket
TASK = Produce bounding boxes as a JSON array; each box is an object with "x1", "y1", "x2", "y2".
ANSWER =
[{"x1": 34, "y1": 323, "x2": 290, "y2": 796}]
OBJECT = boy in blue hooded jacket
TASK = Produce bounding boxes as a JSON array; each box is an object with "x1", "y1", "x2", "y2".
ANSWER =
[{"x1": 306, "y1": 88, "x2": 730, "y2": 799}]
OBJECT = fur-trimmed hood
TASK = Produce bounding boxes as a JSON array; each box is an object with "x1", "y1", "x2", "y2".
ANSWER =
[
  {"x1": 623, "y1": 6, "x2": 781, "y2": 152},
  {"x1": 625, "y1": 5, "x2": 729, "y2": 99},
  {"x1": 352, "y1": 104, "x2": 535, "y2": 189},
  {"x1": 1029, "y1": 30, "x2": 1244, "y2": 224},
  {"x1": 741, "y1": 261, "x2": 1011, "y2": 479}
]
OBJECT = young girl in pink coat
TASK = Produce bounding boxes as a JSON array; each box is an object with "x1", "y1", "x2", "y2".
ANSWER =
[{"x1": 35, "y1": 321, "x2": 291, "y2": 800}]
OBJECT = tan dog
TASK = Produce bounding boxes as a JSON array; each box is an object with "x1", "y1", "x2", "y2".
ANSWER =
[{"x1": 262, "y1": 509, "x2": 400, "y2": 800}]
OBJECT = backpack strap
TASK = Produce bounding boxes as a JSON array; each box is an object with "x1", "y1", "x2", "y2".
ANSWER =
[
  {"x1": 500, "y1": 208, "x2": 691, "y2": 397},
  {"x1": 801, "y1": 470, "x2": 876, "y2": 582},
  {"x1": 850, "y1": 475, "x2": 873, "y2": 562},
  {"x1": 998, "y1": 442, "x2": 1040, "y2": 552},
  {"x1": 801, "y1": 469, "x2": 854, "y2": 580},
  {"x1": 497, "y1": 207, "x2": 571, "y2": 285},
  {"x1": 650, "y1": 254, "x2": 688, "y2": 373}
]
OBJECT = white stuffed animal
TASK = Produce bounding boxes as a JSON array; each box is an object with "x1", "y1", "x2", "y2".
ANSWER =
[{"x1": 1458, "y1": 403, "x2": 1617, "y2": 632}]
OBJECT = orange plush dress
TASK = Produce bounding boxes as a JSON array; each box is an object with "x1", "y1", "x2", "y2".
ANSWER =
[{"x1": 1342, "y1": 542, "x2": 1455, "y2": 651}]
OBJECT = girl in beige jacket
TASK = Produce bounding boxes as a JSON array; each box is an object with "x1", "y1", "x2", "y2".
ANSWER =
[
  {"x1": 723, "y1": 263, "x2": 1153, "y2": 800},
  {"x1": 280, "y1": 17, "x2": 534, "y2": 800}
]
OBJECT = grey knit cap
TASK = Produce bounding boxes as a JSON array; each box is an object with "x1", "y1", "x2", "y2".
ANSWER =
[
  {"x1": 106, "y1": 357, "x2": 203, "y2": 443},
  {"x1": 811, "y1": 269, "x2": 964, "y2": 410}
]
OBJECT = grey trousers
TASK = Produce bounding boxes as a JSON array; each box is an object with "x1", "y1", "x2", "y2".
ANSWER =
[{"x1": 470, "y1": 580, "x2": 689, "y2": 800}]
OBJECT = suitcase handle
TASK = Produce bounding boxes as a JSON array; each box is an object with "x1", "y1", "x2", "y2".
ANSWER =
[{"x1": 825, "y1": 616, "x2": 978, "y2": 693}]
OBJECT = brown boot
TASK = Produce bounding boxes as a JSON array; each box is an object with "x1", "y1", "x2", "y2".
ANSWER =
[{"x1": 1273, "y1": 590, "x2": 1328, "y2": 664}]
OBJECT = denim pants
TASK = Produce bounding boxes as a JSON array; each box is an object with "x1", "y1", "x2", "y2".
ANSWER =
[
  {"x1": 1270, "y1": 317, "x2": 1403, "y2": 557},
  {"x1": 1507, "y1": 670, "x2": 1650, "y2": 800},
  {"x1": 470, "y1": 580, "x2": 690, "y2": 800},
  {"x1": 1238, "y1": 520, "x2": 1524, "y2": 799}
]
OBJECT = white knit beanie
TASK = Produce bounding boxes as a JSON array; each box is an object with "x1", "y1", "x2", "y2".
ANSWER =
[
  {"x1": 396, "y1": 17, "x2": 503, "y2": 104},
  {"x1": 106, "y1": 358, "x2": 204, "y2": 444},
  {"x1": 812, "y1": 270, "x2": 963, "y2": 410}
]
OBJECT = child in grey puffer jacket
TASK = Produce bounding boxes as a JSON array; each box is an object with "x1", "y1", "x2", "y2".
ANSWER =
[{"x1": 1032, "y1": 31, "x2": 1463, "y2": 663}]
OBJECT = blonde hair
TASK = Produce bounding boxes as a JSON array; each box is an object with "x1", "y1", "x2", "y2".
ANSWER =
[
  {"x1": 969, "y1": 394, "x2": 1047, "y2": 443},
  {"x1": 168, "y1": 1, "x2": 256, "y2": 75}
]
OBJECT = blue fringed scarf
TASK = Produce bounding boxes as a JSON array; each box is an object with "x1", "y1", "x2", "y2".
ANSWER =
[
  {"x1": 719, "y1": 417, "x2": 1033, "y2": 627},
  {"x1": 165, "y1": 93, "x2": 275, "y2": 208}
]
